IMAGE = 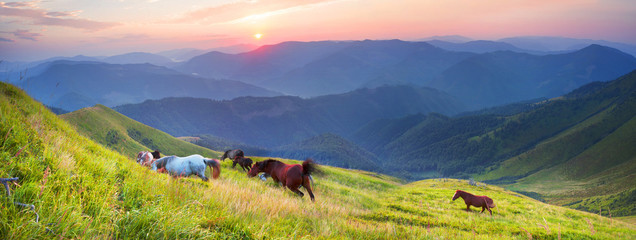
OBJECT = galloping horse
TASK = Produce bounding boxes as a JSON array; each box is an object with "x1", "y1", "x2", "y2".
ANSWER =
[
  {"x1": 152, "y1": 155, "x2": 220, "y2": 181},
  {"x1": 248, "y1": 159, "x2": 316, "y2": 202},
  {"x1": 220, "y1": 149, "x2": 244, "y2": 162},
  {"x1": 452, "y1": 190, "x2": 496, "y2": 215}
]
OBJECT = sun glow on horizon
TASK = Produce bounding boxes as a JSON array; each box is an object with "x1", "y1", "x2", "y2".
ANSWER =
[{"x1": 254, "y1": 33, "x2": 263, "y2": 39}]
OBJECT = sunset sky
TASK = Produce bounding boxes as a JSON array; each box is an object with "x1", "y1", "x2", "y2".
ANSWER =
[{"x1": 1, "y1": 0, "x2": 635, "y2": 61}]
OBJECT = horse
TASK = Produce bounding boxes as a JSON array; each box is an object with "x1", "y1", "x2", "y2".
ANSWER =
[
  {"x1": 248, "y1": 159, "x2": 316, "y2": 202},
  {"x1": 452, "y1": 190, "x2": 496, "y2": 215},
  {"x1": 151, "y1": 150, "x2": 161, "y2": 159},
  {"x1": 234, "y1": 156, "x2": 253, "y2": 171},
  {"x1": 220, "y1": 149, "x2": 244, "y2": 162},
  {"x1": 151, "y1": 155, "x2": 220, "y2": 181},
  {"x1": 136, "y1": 151, "x2": 156, "y2": 167}
]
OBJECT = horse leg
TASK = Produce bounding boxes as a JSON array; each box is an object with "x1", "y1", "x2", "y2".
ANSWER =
[
  {"x1": 302, "y1": 176, "x2": 315, "y2": 202},
  {"x1": 481, "y1": 207, "x2": 485, "y2": 213},
  {"x1": 292, "y1": 188, "x2": 304, "y2": 198},
  {"x1": 196, "y1": 171, "x2": 209, "y2": 181},
  {"x1": 466, "y1": 205, "x2": 471, "y2": 212},
  {"x1": 487, "y1": 206, "x2": 492, "y2": 215},
  {"x1": 232, "y1": 161, "x2": 237, "y2": 168},
  {"x1": 288, "y1": 185, "x2": 304, "y2": 198}
]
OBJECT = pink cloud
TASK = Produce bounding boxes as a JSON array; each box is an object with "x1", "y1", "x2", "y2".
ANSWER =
[
  {"x1": 3, "y1": 1, "x2": 39, "y2": 8},
  {"x1": 165, "y1": 0, "x2": 339, "y2": 24},
  {"x1": 13, "y1": 29, "x2": 41, "y2": 41},
  {"x1": 0, "y1": 2, "x2": 120, "y2": 31},
  {"x1": 46, "y1": 10, "x2": 82, "y2": 18}
]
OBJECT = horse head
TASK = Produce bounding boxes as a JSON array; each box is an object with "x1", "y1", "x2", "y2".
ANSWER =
[
  {"x1": 220, "y1": 150, "x2": 230, "y2": 161},
  {"x1": 247, "y1": 160, "x2": 269, "y2": 177},
  {"x1": 452, "y1": 190, "x2": 461, "y2": 201},
  {"x1": 151, "y1": 150, "x2": 161, "y2": 159}
]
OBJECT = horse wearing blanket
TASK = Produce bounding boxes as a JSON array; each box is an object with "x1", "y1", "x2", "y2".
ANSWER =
[{"x1": 152, "y1": 154, "x2": 220, "y2": 181}]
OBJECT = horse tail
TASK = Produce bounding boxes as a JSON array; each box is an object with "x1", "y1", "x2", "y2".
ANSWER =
[
  {"x1": 302, "y1": 158, "x2": 316, "y2": 176},
  {"x1": 301, "y1": 158, "x2": 317, "y2": 202},
  {"x1": 205, "y1": 159, "x2": 221, "y2": 179}
]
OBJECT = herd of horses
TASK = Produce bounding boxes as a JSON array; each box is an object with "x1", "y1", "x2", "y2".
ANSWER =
[
  {"x1": 136, "y1": 149, "x2": 495, "y2": 213},
  {"x1": 136, "y1": 149, "x2": 317, "y2": 202}
]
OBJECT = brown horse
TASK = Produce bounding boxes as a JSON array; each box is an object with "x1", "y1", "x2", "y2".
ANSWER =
[
  {"x1": 234, "y1": 156, "x2": 253, "y2": 171},
  {"x1": 248, "y1": 159, "x2": 316, "y2": 202},
  {"x1": 452, "y1": 190, "x2": 496, "y2": 215},
  {"x1": 220, "y1": 149, "x2": 244, "y2": 162}
]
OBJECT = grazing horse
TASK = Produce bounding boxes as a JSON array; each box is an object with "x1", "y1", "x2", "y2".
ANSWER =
[
  {"x1": 220, "y1": 149, "x2": 244, "y2": 162},
  {"x1": 452, "y1": 190, "x2": 496, "y2": 215},
  {"x1": 136, "y1": 151, "x2": 155, "y2": 167},
  {"x1": 234, "y1": 156, "x2": 253, "y2": 171},
  {"x1": 248, "y1": 159, "x2": 316, "y2": 202},
  {"x1": 151, "y1": 150, "x2": 161, "y2": 159},
  {"x1": 152, "y1": 155, "x2": 220, "y2": 181}
]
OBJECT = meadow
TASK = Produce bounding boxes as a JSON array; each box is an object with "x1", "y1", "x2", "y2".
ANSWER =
[{"x1": 1, "y1": 81, "x2": 635, "y2": 239}]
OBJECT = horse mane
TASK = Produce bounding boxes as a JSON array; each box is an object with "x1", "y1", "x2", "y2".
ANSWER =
[
  {"x1": 151, "y1": 150, "x2": 161, "y2": 159},
  {"x1": 221, "y1": 150, "x2": 230, "y2": 159},
  {"x1": 258, "y1": 159, "x2": 280, "y2": 168}
]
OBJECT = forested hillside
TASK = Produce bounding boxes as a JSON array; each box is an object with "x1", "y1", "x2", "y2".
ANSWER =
[
  {"x1": 352, "y1": 70, "x2": 636, "y2": 216},
  {"x1": 60, "y1": 104, "x2": 220, "y2": 158}
]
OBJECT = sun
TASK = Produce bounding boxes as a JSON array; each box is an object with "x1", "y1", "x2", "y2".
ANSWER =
[{"x1": 253, "y1": 33, "x2": 263, "y2": 39}]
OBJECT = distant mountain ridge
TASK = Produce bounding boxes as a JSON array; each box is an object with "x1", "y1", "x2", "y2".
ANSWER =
[
  {"x1": 426, "y1": 40, "x2": 532, "y2": 54},
  {"x1": 20, "y1": 60, "x2": 280, "y2": 111},
  {"x1": 102, "y1": 52, "x2": 174, "y2": 66},
  {"x1": 429, "y1": 44, "x2": 636, "y2": 109},
  {"x1": 114, "y1": 84, "x2": 465, "y2": 148},
  {"x1": 176, "y1": 39, "x2": 636, "y2": 109},
  {"x1": 499, "y1": 36, "x2": 636, "y2": 57}
]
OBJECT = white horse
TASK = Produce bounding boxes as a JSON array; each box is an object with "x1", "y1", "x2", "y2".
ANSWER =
[{"x1": 152, "y1": 154, "x2": 220, "y2": 181}]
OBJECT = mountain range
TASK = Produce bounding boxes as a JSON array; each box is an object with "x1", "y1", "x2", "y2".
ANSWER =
[
  {"x1": 176, "y1": 40, "x2": 636, "y2": 110},
  {"x1": 15, "y1": 60, "x2": 279, "y2": 111},
  {"x1": 428, "y1": 44, "x2": 636, "y2": 109},
  {"x1": 4, "y1": 38, "x2": 635, "y2": 113},
  {"x1": 114, "y1": 85, "x2": 465, "y2": 148}
]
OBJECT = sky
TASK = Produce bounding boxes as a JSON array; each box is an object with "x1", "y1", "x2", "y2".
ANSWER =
[{"x1": 1, "y1": 0, "x2": 635, "y2": 61}]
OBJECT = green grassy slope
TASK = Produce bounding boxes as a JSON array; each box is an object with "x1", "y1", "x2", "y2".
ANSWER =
[
  {"x1": 60, "y1": 104, "x2": 221, "y2": 158},
  {"x1": 476, "y1": 71, "x2": 636, "y2": 216},
  {"x1": 1, "y1": 81, "x2": 635, "y2": 239}
]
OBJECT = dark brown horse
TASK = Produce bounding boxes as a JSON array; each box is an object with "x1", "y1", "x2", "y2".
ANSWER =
[
  {"x1": 234, "y1": 156, "x2": 253, "y2": 171},
  {"x1": 248, "y1": 159, "x2": 316, "y2": 202},
  {"x1": 220, "y1": 149, "x2": 244, "y2": 162},
  {"x1": 452, "y1": 190, "x2": 496, "y2": 215},
  {"x1": 151, "y1": 150, "x2": 161, "y2": 159}
]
